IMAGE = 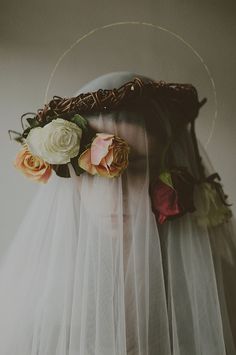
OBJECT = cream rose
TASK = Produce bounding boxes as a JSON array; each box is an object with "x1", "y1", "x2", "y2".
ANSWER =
[
  {"x1": 78, "y1": 133, "x2": 130, "y2": 177},
  {"x1": 26, "y1": 118, "x2": 82, "y2": 164}
]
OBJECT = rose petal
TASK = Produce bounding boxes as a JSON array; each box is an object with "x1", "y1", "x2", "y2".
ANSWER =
[
  {"x1": 96, "y1": 133, "x2": 114, "y2": 140},
  {"x1": 105, "y1": 148, "x2": 114, "y2": 167},
  {"x1": 78, "y1": 149, "x2": 98, "y2": 175},
  {"x1": 25, "y1": 127, "x2": 44, "y2": 158},
  {"x1": 91, "y1": 134, "x2": 114, "y2": 165},
  {"x1": 96, "y1": 164, "x2": 112, "y2": 177},
  {"x1": 158, "y1": 213, "x2": 167, "y2": 224},
  {"x1": 39, "y1": 167, "x2": 52, "y2": 183}
]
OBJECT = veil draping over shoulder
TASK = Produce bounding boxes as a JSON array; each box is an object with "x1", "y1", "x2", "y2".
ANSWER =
[{"x1": 0, "y1": 71, "x2": 235, "y2": 355}]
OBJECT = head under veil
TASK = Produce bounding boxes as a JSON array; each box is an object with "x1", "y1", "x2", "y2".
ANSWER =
[{"x1": 0, "y1": 71, "x2": 236, "y2": 355}]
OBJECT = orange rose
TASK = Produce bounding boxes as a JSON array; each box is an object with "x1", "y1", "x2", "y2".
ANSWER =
[
  {"x1": 14, "y1": 146, "x2": 52, "y2": 183},
  {"x1": 78, "y1": 133, "x2": 130, "y2": 177}
]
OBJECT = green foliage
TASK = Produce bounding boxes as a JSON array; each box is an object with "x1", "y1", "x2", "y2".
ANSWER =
[
  {"x1": 70, "y1": 114, "x2": 88, "y2": 131},
  {"x1": 159, "y1": 171, "x2": 173, "y2": 188},
  {"x1": 8, "y1": 130, "x2": 25, "y2": 144},
  {"x1": 26, "y1": 117, "x2": 40, "y2": 128},
  {"x1": 52, "y1": 164, "x2": 70, "y2": 178},
  {"x1": 14, "y1": 136, "x2": 25, "y2": 144},
  {"x1": 22, "y1": 127, "x2": 31, "y2": 138},
  {"x1": 70, "y1": 156, "x2": 85, "y2": 176}
]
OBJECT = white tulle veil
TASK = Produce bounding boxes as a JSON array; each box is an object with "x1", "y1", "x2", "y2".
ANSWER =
[{"x1": 0, "y1": 71, "x2": 236, "y2": 355}]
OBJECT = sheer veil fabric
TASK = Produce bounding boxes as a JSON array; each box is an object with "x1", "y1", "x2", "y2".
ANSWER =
[{"x1": 0, "y1": 72, "x2": 235, "y2": 355}]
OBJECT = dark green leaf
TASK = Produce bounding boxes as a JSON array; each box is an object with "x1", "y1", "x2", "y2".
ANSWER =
[
  {"x1": 70, "y1": 114, "x2": 88, "y2": 130},
  {"x1": 70, "y1": 156, "x2": 85, "y2": 176},
  {"x1": 52, "y1": 164, "x2": 70, "y2": 178},
  {"x1": 26, "y1": 117, "x2": 40, "y2": 128},
  {"x1": 15, "y1": 136, "x2": 25, "y2": 143},
  {"x1": 8, "y1": 130, "x2": 25, "y2": 144},
  {"x1": 22, "y1": 127, "x2": 31, "y2": 138}
]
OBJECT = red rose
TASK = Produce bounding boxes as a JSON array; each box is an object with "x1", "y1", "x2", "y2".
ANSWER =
[{"x1": 150, "y1": 167, "x2": 196, "y2": 224}]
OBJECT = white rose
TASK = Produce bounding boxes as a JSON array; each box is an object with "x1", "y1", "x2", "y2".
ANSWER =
[{"x1": 26, "y1": 118, "x2": 82, "y2": 164}]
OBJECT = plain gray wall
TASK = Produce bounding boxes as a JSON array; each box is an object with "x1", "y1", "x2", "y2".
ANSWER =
[{"x1": 1, "y1": 0, "x2": 236, "y2": 341}]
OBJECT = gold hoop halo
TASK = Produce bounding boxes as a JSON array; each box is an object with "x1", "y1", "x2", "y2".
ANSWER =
[{"x1": 44, "y1": 21, "x2": 217, "y2": 149}]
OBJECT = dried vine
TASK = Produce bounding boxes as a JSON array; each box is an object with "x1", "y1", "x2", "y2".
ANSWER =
[{"x1": 35, "y1": 77, "x2": 204, "y2": 127}]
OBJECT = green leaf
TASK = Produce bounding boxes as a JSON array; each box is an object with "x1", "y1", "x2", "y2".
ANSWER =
[
  {"x1": 22, "y1": 127, "x2": 31, "y2": 138},
  {"x1": 70, "y1": 156, "x2": 85, "y2": 176},
  {"x1": 70, "y1": 114, "x2": 88, "y2": 130},
  {"x1": 15, "y1": 136, "x2": 25, "y2": 143},
  {"x1": 52, "y1": 164, "x2": 70, "y2": 178},
  {"x1": 8, "y1": 130, "x2": 25, "y2": 144},
  {"x1": 159, "y1": 171, "x2": 173, "y2": 188},
  {"x1": 84, "y1": 142, "x2": 92, "y2": 150},
  {"x1": 45, "y1": 115, "x2": 55, "y2": 124},
  {"x1": 26, "y1": 117, "x2": 40, "y2": 128}
]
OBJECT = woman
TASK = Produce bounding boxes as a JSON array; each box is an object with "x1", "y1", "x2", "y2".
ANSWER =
[{"x1": 1, "y1": 71, "x2": 236, "y2": 354}]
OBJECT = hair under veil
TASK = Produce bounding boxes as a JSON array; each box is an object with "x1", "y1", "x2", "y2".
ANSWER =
[{"x1": 0, "y1": 71, "x2": 236, "y2": 355}]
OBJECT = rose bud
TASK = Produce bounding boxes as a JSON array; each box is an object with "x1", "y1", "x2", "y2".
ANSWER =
[{"x1": 149, "y1": 167, "x2": 196, "y2": 224}]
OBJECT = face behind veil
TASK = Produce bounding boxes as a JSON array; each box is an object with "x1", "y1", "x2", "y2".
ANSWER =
[{"x1": 69, "y1": 72, "x2": 172, "y2": 354}]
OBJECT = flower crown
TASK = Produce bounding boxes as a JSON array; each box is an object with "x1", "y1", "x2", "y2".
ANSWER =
[{"x1": 9, "y1": 77, "x2": 232, "y2": 227}]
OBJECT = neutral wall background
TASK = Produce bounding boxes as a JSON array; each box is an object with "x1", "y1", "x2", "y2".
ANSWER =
[{"x1": 0, "y1": 0, "x2": 236, "y2": 338}]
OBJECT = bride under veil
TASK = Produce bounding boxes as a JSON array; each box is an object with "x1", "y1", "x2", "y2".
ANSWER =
[{"x1": 0, "y1": 71, "x2": 236, "y2": 355}]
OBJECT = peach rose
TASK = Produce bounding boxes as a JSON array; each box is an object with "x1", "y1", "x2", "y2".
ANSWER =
[
  {"x1": 78, "y1": 133, "x2": 130, "y2": 177},
  {"x1": 14, "y1": 146, "x2": 52, "y2": 183}
]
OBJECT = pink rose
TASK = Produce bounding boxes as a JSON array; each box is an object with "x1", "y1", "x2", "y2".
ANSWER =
[
  {"x1": 14, "y1": 146, "x2": 52, "y2": 183},
  {"x1": 78, "y1": 133, "x2": 130, "y2": 177}
]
